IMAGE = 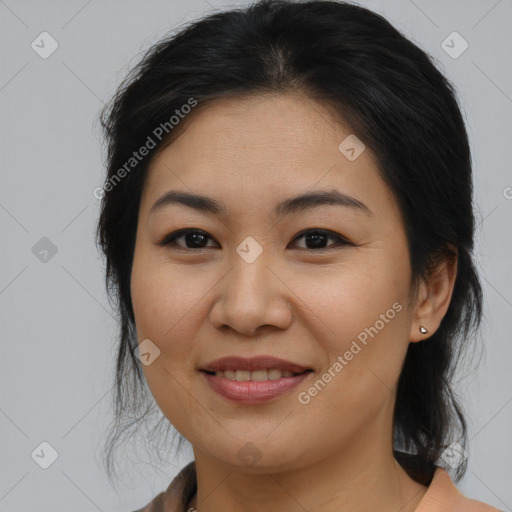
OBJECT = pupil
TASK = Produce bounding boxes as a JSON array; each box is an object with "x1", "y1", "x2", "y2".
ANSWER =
[
  {"x1": 188, "y1": 232, "x2": 206, "y2": 247},
  {"x1": 307, "y1": 232, "x2": 326, "y2": 249}
]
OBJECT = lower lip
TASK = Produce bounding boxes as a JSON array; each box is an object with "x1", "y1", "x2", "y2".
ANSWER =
[{"x1": 201, "y1": 371, "x2": 312, "y2": 404}]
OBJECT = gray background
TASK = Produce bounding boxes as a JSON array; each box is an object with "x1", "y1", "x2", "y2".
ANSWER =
[{"x1": 1, "y1": 0, "x2": 511, "y2": 510}]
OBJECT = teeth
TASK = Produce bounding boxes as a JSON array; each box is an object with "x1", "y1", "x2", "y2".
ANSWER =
[
  {"x1": 212, "y1": 369, "x2": 300, "y2": 381},
  {"x1": 224, "y1": 370, "x2": 236, "y2": 380},
  {"x1": 235, "y1": 370, "x2": 251, "y2": 381},
  {"x1": 251, "y1": 370, "x2": 268, "y2": 381},
  {"x1": 268, "y1": 368, "x2": 282, "y2": 380}
]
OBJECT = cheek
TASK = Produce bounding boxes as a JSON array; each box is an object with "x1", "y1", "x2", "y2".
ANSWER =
[
  {"x1": 292, "y1": 254, "x2": 411, "y2": 402},
  {"x1": 130, "y1": 255, "x2": 226, "y2": 396},
  {"x1": 293, "y1": 253, "x2": 409, "y2": 343},
  {"x1": 131, "y1": 253, "x2": 205, "y2": 343},
  {"x1": 130, "y1": 256, "x2": 211, "y2": 434}
]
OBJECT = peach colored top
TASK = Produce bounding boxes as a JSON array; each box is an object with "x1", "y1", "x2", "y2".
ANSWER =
[{"x1": 132, "y1": 461, "x2": 502, "y2": 512}]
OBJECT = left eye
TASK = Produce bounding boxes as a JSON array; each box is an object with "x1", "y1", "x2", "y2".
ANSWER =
[
  {"x1": 157, "y1": 228, "x2": 352, "y2": 251},
  {"x1": 289, "y1": 229, "x2": 352, "y2": 251}
]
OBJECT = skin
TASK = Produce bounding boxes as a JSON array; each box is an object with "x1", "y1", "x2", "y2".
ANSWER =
[{"x1": 130, "y1": 92, "x2": 457, "y2": 512}]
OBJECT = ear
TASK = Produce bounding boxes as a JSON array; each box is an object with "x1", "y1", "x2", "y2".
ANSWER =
[{"x1": 409, "y1": 246, "x2": 458, "y2": 342}]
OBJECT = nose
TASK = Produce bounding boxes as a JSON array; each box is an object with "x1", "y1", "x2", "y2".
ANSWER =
[{"x1": 209, "y1": 250, "x2": 293, "y2": 337}]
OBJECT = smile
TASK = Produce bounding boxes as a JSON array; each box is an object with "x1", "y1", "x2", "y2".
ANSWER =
[
  {"x1": 200, "y1": 368, "x2": 313, "y2": 404},
  {"x1": 209, "y1": 369, "x2": 299, "y2": 381}
]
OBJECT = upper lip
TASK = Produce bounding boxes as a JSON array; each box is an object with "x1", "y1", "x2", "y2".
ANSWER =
[{"x1": 200, "y1": 356, "x2": 311, "y2": 373}]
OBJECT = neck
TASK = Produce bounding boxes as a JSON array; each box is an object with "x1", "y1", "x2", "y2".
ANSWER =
[{"x1": 189, "y1": 425, "x2": 428, "y2": 512}]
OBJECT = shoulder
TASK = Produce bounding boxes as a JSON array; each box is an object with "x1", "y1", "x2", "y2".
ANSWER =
[
  {"x1": 131, "y1": 463, "x2": 502, "y2": 512},
  {"x1": 130, "y1": 461, "x2": 197, "y2": 512},
  {"x1": 415, "y1": 467, "x2": 503, "y2": 512}
]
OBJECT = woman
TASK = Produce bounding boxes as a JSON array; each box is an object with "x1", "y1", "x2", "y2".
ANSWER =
[{"x1": 96, "y1": 1, "x2": 501, "y2": 510}]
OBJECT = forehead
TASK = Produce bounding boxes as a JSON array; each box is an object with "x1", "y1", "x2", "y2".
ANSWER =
[
  {"x1": 153, "y1": 92, "x2": 355, "y2": 166},
  {"x1": 141, "y1": 92, "x2": 395, "y2": 219}
]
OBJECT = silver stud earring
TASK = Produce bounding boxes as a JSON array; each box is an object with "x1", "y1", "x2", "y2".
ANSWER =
[{"x1": 419, "y1": 325, "x2": 428, "y2": 334}]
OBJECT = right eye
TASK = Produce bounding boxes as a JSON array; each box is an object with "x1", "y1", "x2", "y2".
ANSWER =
[{"x1": 157, "y1": 229, "x2": 219, "y2": 250}]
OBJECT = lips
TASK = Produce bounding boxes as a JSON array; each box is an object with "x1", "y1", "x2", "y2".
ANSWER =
[
  {"x1": 200, "y1": 356, "x2": 313, "y2": 404},
  {"x1": 212, "y1": 369, "x2": 297, "y2": 381},
  {"x1": 200, "y1": 356, "x2": 311, "y2": 374}
]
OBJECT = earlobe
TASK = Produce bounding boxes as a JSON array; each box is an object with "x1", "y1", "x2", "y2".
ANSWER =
[{"x1": 409, "y1": 248, "x2": 458, "y2": 343}]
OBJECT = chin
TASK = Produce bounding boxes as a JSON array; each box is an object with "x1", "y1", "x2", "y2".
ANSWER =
[{"x1": 198, "y1": 437, "x2": 310, "y2": 474}]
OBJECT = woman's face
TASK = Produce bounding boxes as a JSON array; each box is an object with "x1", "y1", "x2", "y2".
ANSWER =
[{"x1": 131, "y1": 92, "x2": 419, "y2": 472}]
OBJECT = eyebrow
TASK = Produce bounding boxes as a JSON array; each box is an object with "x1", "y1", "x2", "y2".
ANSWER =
[{"x1": 149, "y1": 189, "x2": 372, "y2": 218}]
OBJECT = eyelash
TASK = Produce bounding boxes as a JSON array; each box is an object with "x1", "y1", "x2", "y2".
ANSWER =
[{"x1": 157, "y1": 228, "x2": 353, "y2": 252}]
